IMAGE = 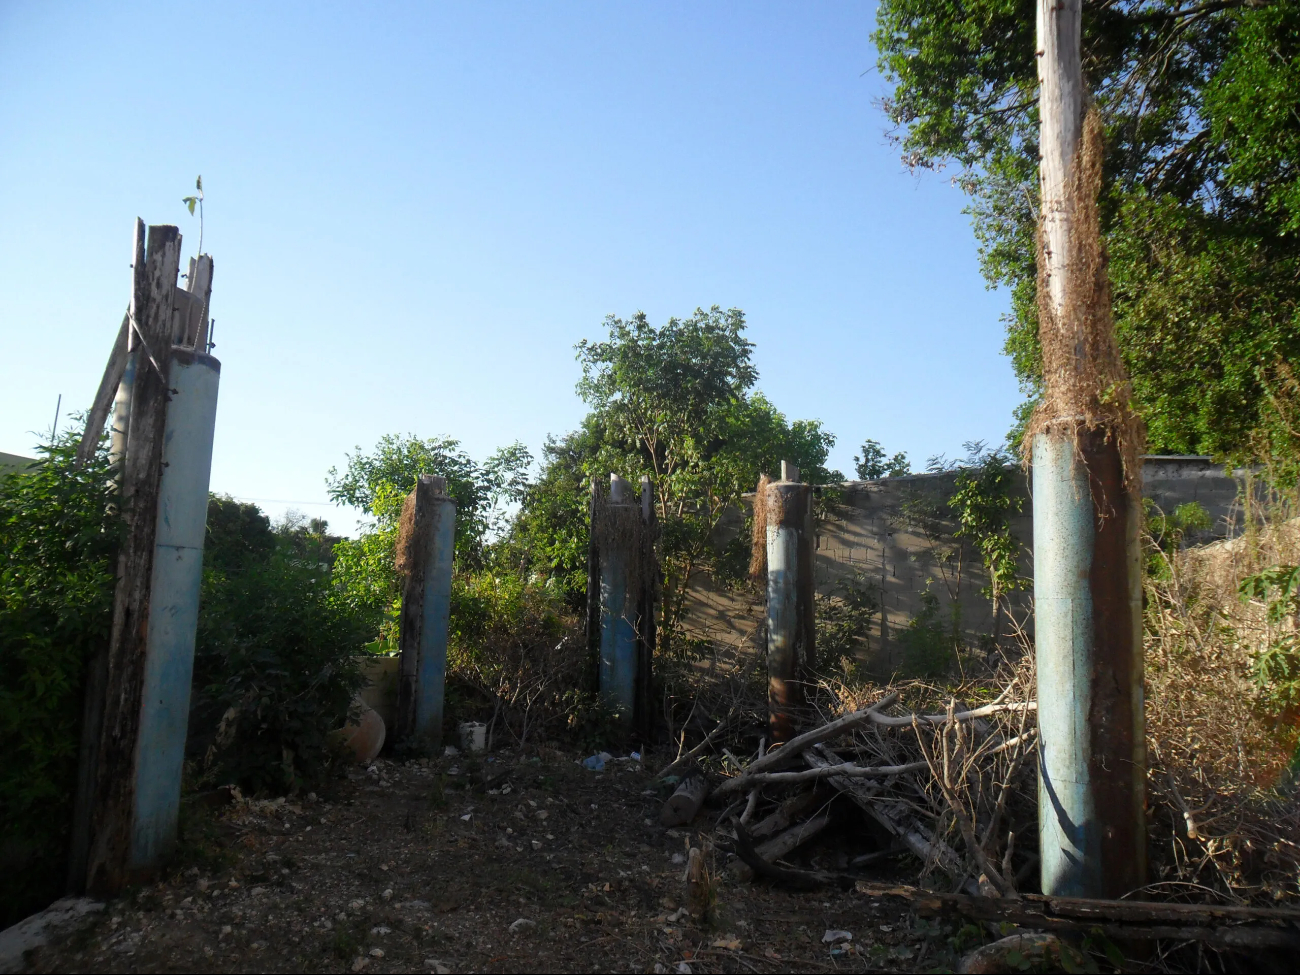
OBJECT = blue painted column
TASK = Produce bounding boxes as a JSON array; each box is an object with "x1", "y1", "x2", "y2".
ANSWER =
[
  {"x1": 1034, "y1": 431, "x2": 1145, "y2": 898},
  {"x1": 414, "y1": 484, "x2": 456, "y2": 748},
  {"x1": 130, "y1": 350, "x2": 220, "y2": 870},
  {"x1": 599, "y1": 474, "x2": 638, "y2": 725}
]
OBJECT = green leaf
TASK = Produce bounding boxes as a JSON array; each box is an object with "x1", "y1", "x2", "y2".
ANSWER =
[{"x1": 183, "y1": 196, "x2": 197, "y2": 215}]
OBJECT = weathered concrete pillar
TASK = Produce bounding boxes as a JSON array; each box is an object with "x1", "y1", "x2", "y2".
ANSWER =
[
  {"x1": 599, "y1": 474, "x2": 638, "y2": 724},
  {"x1": 1034, "y1": 0, "x2": 1145, "y2": 899},
  {"x1": 130, "y1": 349, "x2": 221, "y2": 869},
  {"x1": 765, "y1": 461, "x2": 814, "y2": 744},
  {"x1": 415, "y1": 481, "x2": 455, "y2": 746},
  {"x1": 1033, "y1": 432, "x2": 1145, "y2": 897},
  {"x1": 396, "y1": 474, "x2": 456, "y2": 751}
]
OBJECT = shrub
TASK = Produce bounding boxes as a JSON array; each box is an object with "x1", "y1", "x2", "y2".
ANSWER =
[
  {"x1": 898, "y1": 588, "x2": 954, "y2": 679},
  {"x1": 0, "y1": 435, "x2": 120, "y2": 926},
  {"x1": 445, "y1": 569, "x2": 583, "y2": 746},
  {"x1": 191, "y1": 498, "x2": 371, "y2": 794}
]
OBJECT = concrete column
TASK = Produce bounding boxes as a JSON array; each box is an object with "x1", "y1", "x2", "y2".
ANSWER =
[
  {"x1": 599, "y1": 474, "x2": 638, "y2": 724},
  {"x1": 414, "y1": 479, "x2": 456, "y2": 748},
  {"x1": 765, "y1": 462, "x2": 812, "y2": 744},
  {"x1": 1033, "y1": 431, "x2": 1145, "y2": 897},
  {"x1": 129, "y1": 349, "x2": 220, "y2": 869}
]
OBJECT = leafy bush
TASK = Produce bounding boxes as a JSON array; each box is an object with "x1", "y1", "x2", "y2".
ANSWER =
[
  {"x1": 191, "y1": 497, "x2": 371, "y2": 794},
  {"x1": 1239, "y1": 564, "x2": 1300, "y2": 713},
  {"x1": 0, "y1": 435, "x2": 120, "y2": 926},
  {"x1": 446, "y1": 569, "x2": 584, "y2": 747},
  {"x1": 815, "y1": 572, "x2": 879, "y2": 676},
  {"x1": 898, "y1": 589, "x2": 955, "y2": 679}
]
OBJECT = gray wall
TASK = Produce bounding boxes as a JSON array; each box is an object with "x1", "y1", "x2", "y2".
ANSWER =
[{"x1": 679, "y1": 456, "x2": 1244, "y2": 674}]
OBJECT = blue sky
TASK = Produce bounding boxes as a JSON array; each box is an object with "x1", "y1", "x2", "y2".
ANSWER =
[{"x1": 0, "y1": 1, "x2": 1021, "y2": 532}]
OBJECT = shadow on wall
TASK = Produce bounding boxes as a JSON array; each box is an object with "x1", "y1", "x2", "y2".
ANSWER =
[{"x1": 679, "y1": 457, "x2": 1246, "y2": 679}]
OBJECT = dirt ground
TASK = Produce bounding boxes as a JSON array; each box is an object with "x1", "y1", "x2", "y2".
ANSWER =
[{"x1": 28, "y1": 747, "x2": 964, "y2": 975}]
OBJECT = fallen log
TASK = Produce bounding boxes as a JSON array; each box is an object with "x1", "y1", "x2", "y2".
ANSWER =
[
  {"x1": 661, "y1": 773, "x2": 710, "y2": 826},
  {"x1": 869, "y1": 701, "x2": 1037, "y2": 728},
  {"x1": 804, "y1": 746, "x2": 980, "y2": 896},
  {"x1": 730, "y1": 809, "x2": 833, "y2": 882},
  {"x1": 732, "y1": 823, "x2": 852, "y2": 891},
  {"x1": 749, "y1": 790, "x2": 825, "y2": 841},
  {"x1": 730, "y1": 758, "x2": 928, "y2": 787},
  {"x1": 712, "y1": 691, "x2": 900, "y2": 797},
  {"x1": 855, "y1": 881, "x2": 1300, "y2": 950}
]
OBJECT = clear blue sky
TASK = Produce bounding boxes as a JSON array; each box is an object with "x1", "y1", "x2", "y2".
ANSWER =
[{"x1": 0, "y1": 1, "x2": 1022, "y2": 532}]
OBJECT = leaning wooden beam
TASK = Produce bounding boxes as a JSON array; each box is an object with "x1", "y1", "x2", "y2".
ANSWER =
[
  {"x1": 748, "y1": 789, "x2": 824, "y2": 840},
  {"x1": 855, "y1": 881, "x2": 1300, "y2": 950},
  {"x1": 712, "y1": 691, "x2": 900, "y2": 797},
  {"x1": 74, "y1": 309, "x2": 130, "y2": 467},
  {"x1": 81, "y1": 224, "x2": 181, "y2": 895}
]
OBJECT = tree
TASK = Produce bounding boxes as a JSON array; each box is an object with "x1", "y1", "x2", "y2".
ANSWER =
[
  {"x1": 574, "y1": 307, "x2": 841, "y2": 646},
  {"x1": 326, "y1": 435, "x2": 532, "y2": 640},
  {"x1": 873, "y1": 0, "x2": 1300, "y2": 462},
  {"x1": 854, "y1": 438, "x2": 912, "y2": 479},
  {"x1": 950, "y1": 446, "x2": 1026, "y2": 643}
]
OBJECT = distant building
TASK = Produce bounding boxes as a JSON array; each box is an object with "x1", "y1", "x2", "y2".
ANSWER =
[{"x1": 0, "y1": 451, "x2": 38, "y2": 475}]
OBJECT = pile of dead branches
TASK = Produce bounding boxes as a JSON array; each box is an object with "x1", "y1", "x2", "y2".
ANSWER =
[{"x1": 661, "y1": 664, "x2": 1041, "y2": 898}]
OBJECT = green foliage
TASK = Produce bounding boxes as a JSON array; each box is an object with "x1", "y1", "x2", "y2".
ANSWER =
[
  {"x1": 1239, "y1": 564, "x2": 1300, "y2": 712},
  {"x1": 873, "y1": 0, "x2": 1300, "y2": 459},
  {"x1": 1206, "y1": 3, "x2": 1300, "y2": 236},
  {"x1": 815, "y1": 572, "x2": 879, "y2": 676},
  {"x1": 853, "y1": 438, "x2": 911, "y2": 479},
  {"x1": 192, "y1": 497, "x2": 370, "y2": 794},
  {"x1": 0, "y1": 433, "x2": 121, "y2": 926},
  {"x1": 327, "y1": 434, "x2": 531, "y2": 566},
  {"x1": 504, "y1": 429, "x2": 600, "y2": 608},
  {"x1": 898, "y1": 588, "x2": 954, "y2": 679},
  {"x1": 446, "y1": 568, "x2": 587, "y2": 746},
  {"x1": 1109, "y1": 194, "x2": 1300, "y2": 460},
  {"x1": 574, "y1": 306, "x2": 841, "y2": 642},
  {"x1": 950, "y1": 445, "x2": 1025, "y2": 607},
  {"x1": 326, "y1": 434, "x2": 533, "y2": 640},
  {"x1": 1146, "y1": 500, "x2": 1213, "y2": 577}
]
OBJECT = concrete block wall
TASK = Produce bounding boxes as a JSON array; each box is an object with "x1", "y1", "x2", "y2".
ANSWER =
[{"x1": 677, "y1": 456, "x2": 1244, "y2": 675}]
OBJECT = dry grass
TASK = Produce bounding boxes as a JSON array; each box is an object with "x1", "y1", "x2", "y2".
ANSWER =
[{"x1": 1145, "y1": 507, "x2": 1300, "y2": 905}]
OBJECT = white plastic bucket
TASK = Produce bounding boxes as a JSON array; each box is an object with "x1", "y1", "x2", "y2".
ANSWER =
[{"x1": 458, "y1": 721, "x2": 487, "y2": 753}]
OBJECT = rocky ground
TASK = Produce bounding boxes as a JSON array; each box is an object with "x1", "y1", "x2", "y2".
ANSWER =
[{"x1": 28, "y1": 748, "x2": 969, "y2": 974}]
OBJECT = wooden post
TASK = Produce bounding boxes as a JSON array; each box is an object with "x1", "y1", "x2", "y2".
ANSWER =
[
  {"x1": 69, "y1": 219, "x2": 146, "y2": 892},
  {"x1": 74, "y1": 310, "x2": 129, "y2": 468},
  {"x1": 80, "y1": 224, "x2": 181, "y2": 895}
]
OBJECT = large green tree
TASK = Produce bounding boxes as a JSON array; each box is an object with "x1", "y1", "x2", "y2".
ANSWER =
[
  {"x1": 874, "y1": 0, "x2": 1300, "y2": 461},
  {"x1": 569, "y1": 306, "x2": 840, "y2": 645}
]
